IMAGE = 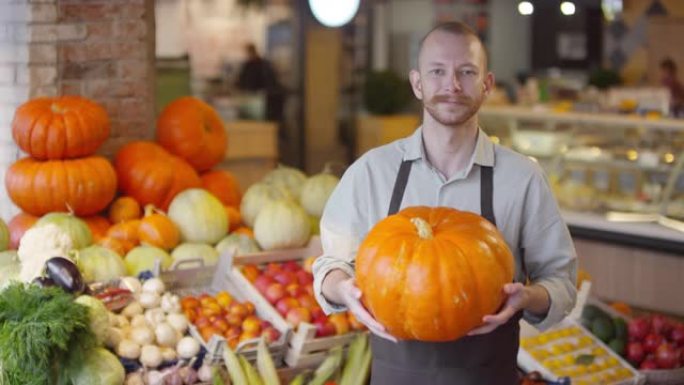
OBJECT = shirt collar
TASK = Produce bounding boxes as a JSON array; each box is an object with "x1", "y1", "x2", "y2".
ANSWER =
[{"x1": 403, "y1": 126, "x2": 496, "y2": 167}]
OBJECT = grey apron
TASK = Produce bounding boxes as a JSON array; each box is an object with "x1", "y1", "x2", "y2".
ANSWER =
[{"x1": 370, "y1": 160, "x2": 524, "y2": 385}]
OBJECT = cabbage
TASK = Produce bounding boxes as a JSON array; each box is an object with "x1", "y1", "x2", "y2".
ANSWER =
[
  {"x1": 75, "y1": 246, "x2": 126, "y2": 283},
  {"x1": 0, "y1": 251, "x2": 20, "y2": 289},
  {"x1": 69, "y1": 347, "x2": 124, "y2": 385},
  {"x1": 74, "y1": 295, "x2": 110, "y2": 345}
]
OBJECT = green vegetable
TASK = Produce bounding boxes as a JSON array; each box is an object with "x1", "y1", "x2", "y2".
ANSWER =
[
  {"x1": 288, "y1": 374, "x2": 305, "y2": 385},
  {"x1": 575, "y1": 354, "x2": 596, "y2": 366},
  {"x1": 0, "y1": 251, "x2": 20, "y2": 289},
  {"x1": 309, "y1": 346, "x2": 343, "y2": 385},
  {"x1": 582, "y1": 304, "x2": 609, "y2": 322},
  {"x1": 340, "y1": 333, "x2": 367, "y2": 385},
  {"x1": 75, "y1": 246, "x2": 126, "y2": 284},
  {"x1": 67, "y1": 347, "x2": 125, "y2": 385},
  {"x1": 74, "y1": 295, "x2": 110, "y2": 345},
  {"x1": 0, "y1": 283, "x2": 96, "y2": 385},
  {"x1": 591, "y1": 316, "x2": 615, "y2": 343},
  {"x1": 608, "y1": 338, "x2": 626, "y2": 356},
  {"x1": 223, "y1": 346, "x2": 248, "y2": 385},
  {"x1": 256, "y1": 337, "x2": 280, "y2": 385},
  {"x1": 353, "y1": 344, "x2": 372, "y2": 385},
  {"x1": 613, "y1": 317, "x2": 628, "y2": 340},
  {"x1": 240, "y1": 355, "x2": 264, "y2": 385}
]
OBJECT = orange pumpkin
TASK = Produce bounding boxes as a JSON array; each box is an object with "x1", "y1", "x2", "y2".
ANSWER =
[
  {"x1": 156, "y1": 97, "x2": 228, "y2": 172},
  {"x1": 97, "y1": 236, "x2": 134, "y2": 256},
  {"x1": 5, "y1": 156, "x2": 117, "y2": 216},
  {"x1": 106, "y1": 219, "x2": 141, "y2": 246},
  {"x1": 12, "y1": 96, "x2": 110, "y2": 160},
  {"x1": 201, "y1": 170, "x2": 242, "y2": 207},
  {"x1": 7, "y1": 212, "x2": 38, "y2": 249},
  {"x1": 233, "y1": 226, "x2": 254, "y2": 239},
  {"x1": 109, "y1": 196, "x2": 142, "y2": 224},
  {"x1": 225, "y1": 206, "x2": 242, "y2": 232},
  {"x1": 115, "y1": 141, "x2": 201, "y2": 210},
  {"x1": 138, "y1": 205, "x2": 180, "y2": 251},
  {"x1": 355, "y1": 206, "x2": 514, "y2": 342},
  {"x1": 82, "y1": 215, "x2": 111, "y2": 241}
]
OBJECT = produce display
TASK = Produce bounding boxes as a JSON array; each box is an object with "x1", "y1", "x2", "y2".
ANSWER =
[
  {"x1": 623, "y1": 314, "x2": 684, "y2": 370},
  {"x1": 181, "y1": 291, "x2": 281, "y2": 350},
  {"x1": 242, "y1": 258, "x2": 365, "y2": 337},
  {"x1": 520, "y1": 324, "x2": 638, "y2": 385},
  {"x1": 355, "y1": 206, "x2": 514, "y2": 341}
]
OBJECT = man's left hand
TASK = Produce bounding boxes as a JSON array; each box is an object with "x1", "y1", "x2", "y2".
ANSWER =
[{"x1": 468, "y1": 282, "x2": 530, "y2": 336}]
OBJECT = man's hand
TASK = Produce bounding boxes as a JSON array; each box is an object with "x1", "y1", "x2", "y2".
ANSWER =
[
  {"x1": 321, "y1": 269, "x2": 397, "y2": 342},
  {"x1": 468, "y1": 283, "x2": 549, "y2": 336}
]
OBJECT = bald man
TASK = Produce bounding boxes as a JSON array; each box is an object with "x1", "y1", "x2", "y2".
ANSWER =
[{"x1": 313, "y1": 22, "x2": 577, "y2": 385}]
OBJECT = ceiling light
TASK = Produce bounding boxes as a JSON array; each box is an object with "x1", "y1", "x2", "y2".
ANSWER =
[
  {"x1": 309, "y1": 0, "x2": 360, "y2": 28},
  {"x1": 561, "y1": 1, "x2": 576, "y2": 16},
  {"x1": 518, "y1": 1, "x2": 534, "y2": 16}
]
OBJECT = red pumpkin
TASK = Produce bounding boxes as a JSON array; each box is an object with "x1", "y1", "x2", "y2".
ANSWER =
[
  {"x1": 355, "y1": 206, "x2": 514, "y2": 341},
  {"x1": 201, "y1": 170, "x2": 242, "y2": 207},
  {"x1": 115, "y1": 141, "x2": 201, "y2": 211},
  {"x1": 5, "y1": 156, "x2": 117, "y2": 216},
  {"x1": 156, "y1": 97, "x2": 228, "y2": 172},
  {"x1": 12, "y1": 96, "x2": 110, "y2": 159},
  {"x1": 7, "y1": 212, "x2": 38, "y2": 249}
]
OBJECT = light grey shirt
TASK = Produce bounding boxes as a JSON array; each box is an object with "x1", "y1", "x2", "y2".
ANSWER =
[{"x1": 312, "y1": 126, "x2": 577, "y2": 331}]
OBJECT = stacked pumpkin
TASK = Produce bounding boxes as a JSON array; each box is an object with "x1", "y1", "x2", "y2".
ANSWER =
[
  {"x1": 4, "y1": 96, "x2": 117, "y2": 247},
  {"x1": 111, "y1": 97, "x2": 246, "y2": 276},
  {"x1": 239, "y1": 164, "x2": 340, "y2": 252}
]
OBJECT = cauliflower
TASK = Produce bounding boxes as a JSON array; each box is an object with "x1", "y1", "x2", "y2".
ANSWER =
[{"x1": 18, "y1": 224, "x2": 74, "y2": 282}]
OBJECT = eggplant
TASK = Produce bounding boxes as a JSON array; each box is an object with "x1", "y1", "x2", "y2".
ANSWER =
[
  {"x1": 44, "y1": 257, "x2": 85, "y2": 294},
  {"x1": 32, "y1": 276, "x2": 56, "y2": 288}
]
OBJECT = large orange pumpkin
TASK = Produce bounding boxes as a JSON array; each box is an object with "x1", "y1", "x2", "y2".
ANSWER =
[
  {"x1": 201, "y1": 170, "x2": 242, "y2": 207},
  {"x1": 138, "y1": 205, "x2": 180, "y2": 251},
  {"x1": 115, "y1": 141, "x2": 201, "y2": 210},
  {"x1": 7, "y1": 212, "x2": 38, "y2": 249},
  {"x1": 12, "y1": 96, "x2": 110, "y2": 160},
  {"x1": 156, "y1": 97, "x2": 227, "y2": 172},
  {"x1": 5, "y1": 156, "x2": 117, "y2": 216},
  {"x1": 355, "y1": 206, "x2": 514, "y2": 342}
]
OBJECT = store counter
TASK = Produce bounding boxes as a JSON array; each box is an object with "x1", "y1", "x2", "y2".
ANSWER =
[{"x1": 216, "y1": 120, "x2": 278, "y2": 189}]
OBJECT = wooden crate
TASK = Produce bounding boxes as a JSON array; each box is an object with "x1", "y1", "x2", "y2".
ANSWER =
[
  {"x1": 231, "y1": 237, "x2": 364, "y2": 368},
  {"x1": 159, "y1": 254, "x2": 291, "y2": 365}
]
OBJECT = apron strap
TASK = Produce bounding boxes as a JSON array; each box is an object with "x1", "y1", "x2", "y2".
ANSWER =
[
  {"x1": 387, "y1": 160, "x2": 413, "y2": 216},
  {"x1": 480, "y1": 166, "x2": 496, "y2": 226}
]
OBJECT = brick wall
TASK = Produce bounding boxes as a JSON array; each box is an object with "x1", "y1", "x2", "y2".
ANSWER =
[{"x1": 0, "y1": 0, "x2": 156, "y2": 221}]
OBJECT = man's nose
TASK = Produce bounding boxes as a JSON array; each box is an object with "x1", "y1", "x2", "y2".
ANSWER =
[{"x1": 447, "y1": 72, "x2": 462, "y2": 92}]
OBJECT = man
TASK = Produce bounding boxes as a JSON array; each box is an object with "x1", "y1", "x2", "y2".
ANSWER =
[
  {"x1": 236, "y1": 43, "x2": 285, "y2": 127},
  {"x1": 312, "y1": 22, "x2": 577, "y2": 385}
]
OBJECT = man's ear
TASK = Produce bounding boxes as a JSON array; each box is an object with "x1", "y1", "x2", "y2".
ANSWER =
[
  {"x1": 483, "y1": 72, "x2": 495, "y2": 96},
  {"x1": 409, "y1": 69, "x2": 423, "y2": 100}
]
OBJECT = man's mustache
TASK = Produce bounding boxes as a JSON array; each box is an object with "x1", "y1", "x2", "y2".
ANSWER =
[{"x1": 429, "y1": 94, "x2": 472, "y2": 104}]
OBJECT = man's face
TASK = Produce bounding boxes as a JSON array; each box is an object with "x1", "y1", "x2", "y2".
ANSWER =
[{"x1": 409, "y1": 31, "x2": 493, "y2": 127}]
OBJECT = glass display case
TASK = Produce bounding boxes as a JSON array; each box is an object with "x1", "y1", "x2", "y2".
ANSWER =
[{"x1": 480, "y1": 105, "x2": 684, "y2": 252}]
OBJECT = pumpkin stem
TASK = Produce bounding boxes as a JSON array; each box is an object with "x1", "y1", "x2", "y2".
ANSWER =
[
  {"x1": 143, "y1": 204, "x2": 162, "y2": 217},
  {"x1": 410, "y1": 217, "x2": 433, "y2": 239}
]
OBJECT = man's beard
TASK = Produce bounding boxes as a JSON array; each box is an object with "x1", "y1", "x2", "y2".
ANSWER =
[{"x1": 423, "y1": 93, "x2": 483, "y2": 126}]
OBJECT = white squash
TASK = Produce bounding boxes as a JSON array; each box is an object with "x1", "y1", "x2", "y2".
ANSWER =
[
  {"x1": 262, "y1": 164, "x2": 308, "y2": 199},
  {"x1": 240, "y1": 182, "x2": 292, "y2": 228},
  {"x1": 254, "y1": 199, "x2": 311, "y2": 250},
  {"x1": 75, "y1": 246, "x2": 127, "y2": 283},
  {"x1": 215, "y1": 233, "x2": 261, "y2": 256},
  {"x1": 168, "y1": 189, "x2": 228, "y2": 244},
  {"x1": 0, "y1": 218, "x2": 8, "y2": 251},
  {"x1": 171, "y1": 243, "x2": 219, "y2": 267},
  {"x1": 124, "y1": 246, "x2": 173, "y2": 276},
  {"x1": 299, "y1": 171, "x2": 340, "y2": 217}
]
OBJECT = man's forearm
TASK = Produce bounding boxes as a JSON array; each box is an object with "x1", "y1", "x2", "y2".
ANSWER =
[
  {"x1": 525, "y1": 284, "x2": 551, "y2": 316},
  {"x1": 321, "y1": 269, "x2": 352, "y2": 306}
]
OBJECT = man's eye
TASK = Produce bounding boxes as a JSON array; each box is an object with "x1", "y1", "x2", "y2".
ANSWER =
[
  {"x1": 430, "y1": 69, "x2": 444, "y2": 75},
  {"x1": 461, "y1": 69, "x2": 477, "y2": 76}
]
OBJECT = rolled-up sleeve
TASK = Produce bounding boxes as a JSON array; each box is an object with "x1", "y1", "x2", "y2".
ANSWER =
[
  {"x1": 520, "y1": 170, "x2": 578, "y2": 330},
  {"x1": 313, "y1": 161, "x2": 369, "y2": 314}
]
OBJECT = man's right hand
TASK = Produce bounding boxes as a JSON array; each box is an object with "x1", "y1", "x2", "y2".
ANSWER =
[{"x1": 322, "y1": 270, "x2": 397, "y2": 342}]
